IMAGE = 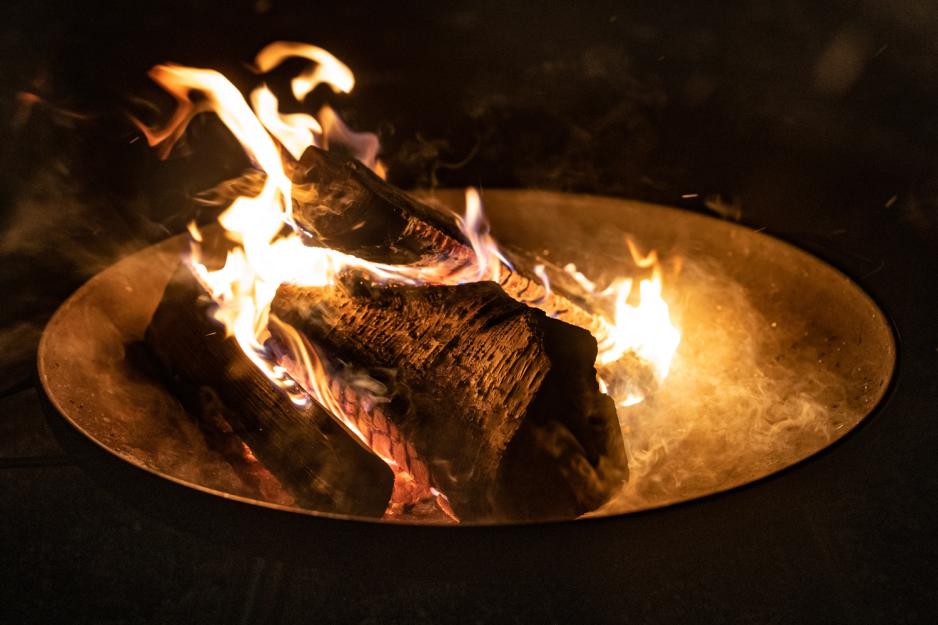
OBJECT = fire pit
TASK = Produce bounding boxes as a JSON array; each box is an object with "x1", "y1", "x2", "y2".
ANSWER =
[
  {"x1": 8, "y1": 6, "x2": 936, "y2": 621},
  {"x1": 37, "y1": 187, "x2": 895, "y2": 524},
  {"x1": 33, "y1": 41, "x2": 896, "y2": 525}
]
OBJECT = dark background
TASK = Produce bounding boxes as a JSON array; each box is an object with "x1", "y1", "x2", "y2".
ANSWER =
[{"x1": 1, "y1": 1, "x2": 937, "y2": 623}]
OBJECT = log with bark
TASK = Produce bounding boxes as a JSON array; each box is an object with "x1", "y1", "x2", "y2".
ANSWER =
[
  {"x1": 146, "y1": 262, "x2": 394, "y2": 517},
  {"x1": 146, "y1": 261, "x2": 628, "y2": 521},
  {"x1": 204, "y1": 147, "x2": 602, "y2": 332},
  {"x1": 287, "y1": 147, "x2": 603, "y2": 334},
  {"x1": 270, "y1": 278, "x2": 628, "y2": 521}
]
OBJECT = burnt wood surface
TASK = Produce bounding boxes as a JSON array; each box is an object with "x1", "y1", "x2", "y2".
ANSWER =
[
  {"x1": 289, "y1": 148, "x2": 600, "y2": 330},
  {"x1": 7, "y1": 3, "x2": 938, "y2": 621},
  {"x1": 193, "y1": 151, "x2": 630, "y2": 520},
  {"x1": 272, "y1": 279, "x2": 628, "y2": 521},
  {"x1": 145, "y1": 263, "x2": 394, "y2": 517},
  {"x1": 290, "y1": 147, "x2": 469, "y2": 264},
  {"x1": 202, "y1": 147, "x2": 606, "y2": 332}
]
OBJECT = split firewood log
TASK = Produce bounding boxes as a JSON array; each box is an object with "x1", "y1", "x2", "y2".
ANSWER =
[
  {"x1": 146, "y1": 262, "x2": 394, "y2": 517},
  {"x1": 199, "y1": 147, "x2": 603, "y2": 332},
  {"x1": 271, "y1": 278, "x2": 628, "y2": 521},
  {"x1": 163, "y1": 150, "x2": 631, "y2": 520},
  {"x1": 288, "y1": 147, "x2": 602, "y2": 334}
]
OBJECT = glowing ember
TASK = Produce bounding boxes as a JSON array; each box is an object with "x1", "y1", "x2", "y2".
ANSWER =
[{"x1": 136, "y1": 41, "x2": 680, "y2": 519}]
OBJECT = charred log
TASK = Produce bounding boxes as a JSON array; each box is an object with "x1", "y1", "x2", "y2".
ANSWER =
[
  {"x1": 289, "y1": 147, "x2": 468, "y2": 264},
  {"x1": 146, "y1": 263, "x2": 394, "y2": 517},
  {"x1": 173, "y1": 151, "x2": 631, "y2": 520},
  {"x1": 271, "y1": 279, "x2": 628, "y2": 521},
  {"x1": 289, "y1": 147, "x2": 601, "y2": 332},
  {"x1": 202, "y1": 147, "x2": 607, "y2": 331}
]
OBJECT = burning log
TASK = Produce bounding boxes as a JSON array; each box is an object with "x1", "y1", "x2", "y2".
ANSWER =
[
  {"x1": 145, "y1": 262, "x2": 394, "y2": 517},
  {"x1": 271, "y1": 279, "x2": 628, "y2": 521},
  {"x1": 135, "y1": 48, "x2": 637, "y2": 522},
  {"x1": 174, "y1": 149, "x2": 631, "y2": 520},
  {"x1": 209, "y1": 147, "x2": 601, "y2": 328},
  {"x1": 288, "y1": 147, "x2": 601, "y2": 332}
]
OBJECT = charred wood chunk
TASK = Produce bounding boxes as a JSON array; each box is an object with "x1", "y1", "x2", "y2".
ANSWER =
[
  {"x1": 272, "y1": 280, "x2": 628, "y2": 521},
  {"x1": 289, "y1": 146, "x2": 467, "y2": 264},
  {"x1": 145, "y1": 264, "x2": 394, "y2": 517},
  {"x1": 290, "y1": 146, "x2": 600, "y2": 329},
  {"x1": 205, "y1": 147, "x2": 605, "y2": 329}
]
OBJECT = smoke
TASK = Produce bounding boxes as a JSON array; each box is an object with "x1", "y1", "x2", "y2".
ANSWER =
[
  {"x1": 0, "y1": 107, "x2": 175, "y2": 395},
  {"x1": 597, "y1": 257, "x2": 857, "y2": 514}
]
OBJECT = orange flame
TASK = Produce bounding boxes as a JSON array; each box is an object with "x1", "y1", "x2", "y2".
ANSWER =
[
  {"x1": 139, "y1": 41, "x2": 681, "y2": 519},
  {"x1": 253, "y1": 41, "x2": 355, "y2": 99},
  {"x1": 456, "y1": 188, "x2": 514, "y2": 282},
  {"x1": 317, "y1": 104, "x2": 385, "y2": 177},
  {"x1": 250, "y1": 86, "x2": 322, "y2": 161}
]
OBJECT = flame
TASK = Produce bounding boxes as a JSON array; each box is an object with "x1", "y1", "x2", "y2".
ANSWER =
[
  {"x1": 139, "y1": 41, "x2": 681, "y2": 519},
  {"x1": 456, "y1": 188, "x2": 514, "y2": 282},
  {"x1": 250, "y1": 86, "x2": 322, "y2": 161},
  {"x1": 317, "y1": 104, "x2": 384, "y2": 177},
  {"x1": 599, "y1": 269, "x2": 681, "y2": 379},
  {"x1": 557, "y1": 249, "x2": 681, "y2": 405},
  {"x1": 249, "y1": 42, "x2": 384, "y2": 175},
  {"x1": 253, "y1": 41, "x2": 355, "y2": 100},
  {"x1": 580, "y1": 242, "x2": 682, "y2": 406}
]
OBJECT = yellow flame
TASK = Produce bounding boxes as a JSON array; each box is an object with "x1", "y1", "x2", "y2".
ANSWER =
[
  {"x1": 317, "y1": 104, "x2": 384, "y2": 176},
  {"x1": 250, "y1": 85, "x2": 323, "y2": 160},
  {"x1": 250, "y1": 42, "x2": 382, "y2": 174},
  {"x1": 141, "y1": 41, "x2": 682, "y2": 518},
  {"x1": 590, "y1": 242, "x2": 681, "y2": 405},
  {"x1": 596, "y1": 270, "x2": 681, "y2": 378},
  {"x1": 455, "y1": 188, "x2": 514, "y2": 282},
  {"x1": 253, "y1": 41, "x2": 355, "y2": 99}
]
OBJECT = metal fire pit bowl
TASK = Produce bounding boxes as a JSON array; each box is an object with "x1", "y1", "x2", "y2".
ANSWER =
[{"x1": 37, "y1": 189, "x2": 895, "y2": 526}]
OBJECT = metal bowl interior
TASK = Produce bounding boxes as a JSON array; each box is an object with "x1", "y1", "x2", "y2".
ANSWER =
[{"x1": 37, "y1": 189, "x2": 896, "y2": 525}]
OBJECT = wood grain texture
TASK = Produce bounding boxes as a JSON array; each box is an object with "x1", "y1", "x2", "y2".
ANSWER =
[
  {"x1": 146, "y1": 264, "x2": 394, "y2": 517},
  {"x1": 273, "y1": 279, "x2": 628, "y2": 520},
  {"x1": 290, "y1": 147, "x2": 603, "y2": 333}
]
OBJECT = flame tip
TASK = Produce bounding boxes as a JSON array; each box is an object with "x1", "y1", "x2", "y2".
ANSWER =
[{"x1": 144, "y1": 40, "x2": 682, "y2": 518}]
